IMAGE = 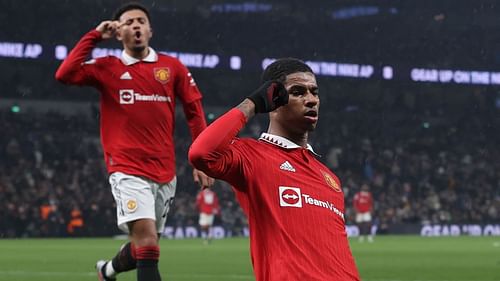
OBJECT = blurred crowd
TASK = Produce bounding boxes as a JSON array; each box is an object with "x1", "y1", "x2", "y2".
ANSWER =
[
  {"x1": 1, "y1": 87, "x2": 499, "y2": 237},
  {"x1": 0, "y1": 109, "x2": 248, "y2": 237},
  {"x1": 1, "y1": 0, "x2": 500, "y2": 238},
  {"x1": 320, "y1": 86, "x2": 500, "y2": 232}
]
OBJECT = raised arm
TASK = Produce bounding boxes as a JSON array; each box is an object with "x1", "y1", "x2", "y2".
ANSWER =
[
  {"x1": 55, "y1": 21, "x2": 121, "y2": 85},
  {"x1": 188, "y1": 81, "x2": 287, "y2": 179},
  {"x1": 182, "y1": 99, "x2": 217, "y2": 188}
]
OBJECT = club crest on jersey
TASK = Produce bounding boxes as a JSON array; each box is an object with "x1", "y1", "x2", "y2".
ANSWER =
[
  {"x1": 279, "y1": 186, "x2": 302, "y2": 208},
  {"x1": 154, "y1": 67, "x2": 170, "y2": 84},
  {"x1": 321, "y1": 170, "x2": 341, "y2": 192},
  {"x1": 126, "y1": 199, "x2": 138, "y2": 213}
]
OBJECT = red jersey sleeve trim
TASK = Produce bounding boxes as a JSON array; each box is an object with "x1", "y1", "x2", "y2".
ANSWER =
[
  {"x1": 174, "y1": 60, "x2": 203, "y2": 104},
  {"x1": 182, "y1": 99, "x2": 207, "y2": 141},
  {"x1": 188, "y1": 108, "x2": 246, "y2": 178},
  {"x1": 55, "y1": 29, "x2": 102, "y2": 85}
]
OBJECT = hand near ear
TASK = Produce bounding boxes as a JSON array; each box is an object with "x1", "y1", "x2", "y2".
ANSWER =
[
  {"x1": 95, "y1": 20, "x2": 123, "y2": 40},
  {"x1": 247, "y1": 80, "x2": 288, "y2": 113}
]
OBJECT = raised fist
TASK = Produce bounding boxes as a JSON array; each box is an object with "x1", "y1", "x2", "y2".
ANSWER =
[{"x1": 95, "y1": 20, "x2": 121, "y2": 40}]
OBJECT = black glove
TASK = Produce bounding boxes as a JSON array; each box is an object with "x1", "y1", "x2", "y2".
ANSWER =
[{"x1": 247, "y1": 80, "x2": 288, "y2": 113}]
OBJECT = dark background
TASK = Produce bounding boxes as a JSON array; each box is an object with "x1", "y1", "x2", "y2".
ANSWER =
[{"x1": 1, "y1": 0, "x2": 499, "y2": 237}]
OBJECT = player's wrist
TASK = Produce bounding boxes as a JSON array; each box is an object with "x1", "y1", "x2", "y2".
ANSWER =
[
  {"x1": 89, "y1": 29, "x2": 105, "y2": 41},
  {"x1": 237, "y1": 99, "x2": 257, "y2": 120}
]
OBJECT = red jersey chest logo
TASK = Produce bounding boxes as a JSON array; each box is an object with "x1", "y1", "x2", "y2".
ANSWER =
[
  {"x1": 279, "y1": 186, "x2": 302, "y2": 207},
  {"x1": 278, "y1": 186, "x2": 345, "y2": 221},
  {"x1": 154, "y1": 67, "x2": 170, "y2": 84},
  {"x1": 321, "y1": 170, "x2": 341, "y2": 192}
]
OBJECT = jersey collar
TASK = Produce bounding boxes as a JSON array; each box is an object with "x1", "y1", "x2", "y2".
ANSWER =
[
  {"x1": 121, "y1": 47, "x2": 158, "y2": 65},
  {"x1": 259, "y1": 133, "x2": 318, "y2": 155}
]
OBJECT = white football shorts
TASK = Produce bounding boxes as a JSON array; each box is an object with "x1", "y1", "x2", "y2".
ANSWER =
[
  {"x1": 355, "y1": 212, "x2": 372, "y2": 223},
  {"x1": 109, "y1": 172, "x2": 176, "y2": 233},
  {"x1": 198, "y1": 213, "x2": 215, "y2": 226}
]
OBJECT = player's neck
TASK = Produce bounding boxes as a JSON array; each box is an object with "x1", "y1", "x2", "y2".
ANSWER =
[
  {"x1": 124, "y1": 47, "x2": 150, "y2": 60},
  {"x1": 290, "y1": 134, "x2": 308, "y2": 148},
  {"x1": 267, "y1": 126, "x2": 309, "y2": 148}
]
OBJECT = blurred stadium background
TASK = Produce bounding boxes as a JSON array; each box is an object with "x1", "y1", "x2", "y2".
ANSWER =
[{"x1": 1, "y1": 0, "x2": 500, "y2": 280}]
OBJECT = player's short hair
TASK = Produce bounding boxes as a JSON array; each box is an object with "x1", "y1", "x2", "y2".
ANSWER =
[
  {"x1": 261, "y1": 58, "x2": 314, "y2": 83},
  {"x1": 113, "y1": 2, "x2": 151, "y2": 22}
]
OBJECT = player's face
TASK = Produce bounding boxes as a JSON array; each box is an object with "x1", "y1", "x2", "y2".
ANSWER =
[
  {"x1": 272, "y1": 72, "x2": 320, "y2": 134},
  {"x1": 116, "y1": 9, "x2": 152, "y2": 55}
]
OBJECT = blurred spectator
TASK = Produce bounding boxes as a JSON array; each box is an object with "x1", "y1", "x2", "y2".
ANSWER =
[{"x1": 1, "y1": 83, "x2": 499, "y2": 237}]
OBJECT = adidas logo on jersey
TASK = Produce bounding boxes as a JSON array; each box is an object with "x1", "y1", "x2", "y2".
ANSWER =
[
  {"x1": 280, "y1": 161, "x2": 296, "y2": 172},
  {"x1": 120, "y1": 71, "x2": 132, "y2": 80}
]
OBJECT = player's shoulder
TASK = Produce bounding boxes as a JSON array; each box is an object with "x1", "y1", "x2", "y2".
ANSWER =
[
  {"x1": 233, "y1": 137, "x2": 262, "y2": 148},
  {"x1": 85, "y1": 55, "x2": 120, "y2": 66},
  {"x1": 227, "y1": 137, "x2": 264, "y2": 154},
  {"x1": 157, "y1": 53, "x2": 185, "y2": 67}
]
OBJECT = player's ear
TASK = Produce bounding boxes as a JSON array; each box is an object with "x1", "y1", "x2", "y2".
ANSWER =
[
  {"x1": 149, "y1": 27, "x2": 153, "y2": 39},
  {"x1": 115, "y1": 29, "x2": 123, "y2": 41}
]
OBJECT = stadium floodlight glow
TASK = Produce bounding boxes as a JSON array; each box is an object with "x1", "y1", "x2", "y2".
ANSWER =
[
  {"x1": 383, "y1": 66, "x2": 393, "y2": 80},
  {"x1": 306, "y1": 60, "x2": 374, "y2": 79},
  {"x1": 0, "y1": 41, "x2": 42, "y2": 58},
  {"x1": 411, "y1": 67, "x2": 500, "y2": 85},
  {"x1": 92, "y1": 47, "x2": 121, "y2": 59},
  {"x1": 0, "y1": 42, "x2": 24, "y2": 58},
  {"x1": 11, "y1": 105, "x2": 20, "y2": 113},
  {"x1": 159, "y1": 50, "x2": 220, "y2": 69},
  {"x1": 230, "y1": 56, "x2": 241, "y2": 70},
  {"x1": 210, "y1": 3, "x2": 272, "y2": 13},
  {"x1": 24, "y1": 44, "x2": 43, "y2": 58},
  {"x1": 55, "y1": 45, "x2": 67, "y2": 60},
  {"x1": 6, "y1": 39, "x2": 500, "y2": 86},
  {"x1": 261, "y1": 58, "x2": 276, "y2": 70},
  {"x1": 331, "y1": 6, "x2": 380, "y2": 20}
]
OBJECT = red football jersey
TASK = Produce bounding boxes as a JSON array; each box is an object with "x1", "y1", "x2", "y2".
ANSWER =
[
  {"x1": 56, "y1": 30, "x2": 206, "y2": 183},
  {"x1": 189, "y1": 109, "x2": 360, "y2": 281},
  {"x1": 196, "y1": 189, "x2": 220, "y2": 215},
  {"x1": 353, "y1": 191, "x2": 373, "y2": 213}
]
